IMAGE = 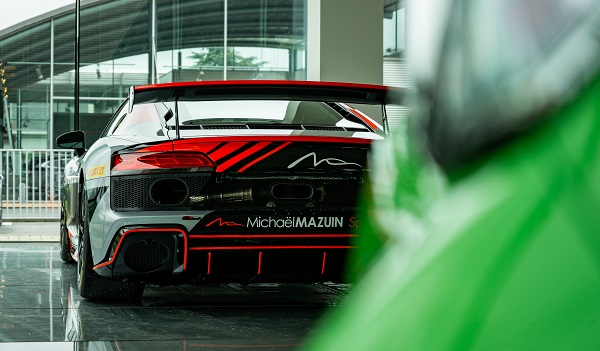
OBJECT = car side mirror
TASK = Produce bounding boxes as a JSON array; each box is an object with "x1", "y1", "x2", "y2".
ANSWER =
[{"x1": 56, "y1": 131, "x2": 85, "y2": 157}]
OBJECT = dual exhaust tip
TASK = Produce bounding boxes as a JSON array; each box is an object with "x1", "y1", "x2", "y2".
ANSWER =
[{"x1": 150, "y1": 178, "x2": 316, "y2": 206}]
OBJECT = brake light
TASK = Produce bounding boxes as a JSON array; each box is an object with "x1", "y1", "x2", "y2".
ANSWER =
[{"x1": 111, "y1": 151, "x2": 215, "y2": 175}]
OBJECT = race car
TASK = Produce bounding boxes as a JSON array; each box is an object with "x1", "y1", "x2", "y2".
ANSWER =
[{"x1": 56, "y1": 80, "x2": 400, "y2": 300}]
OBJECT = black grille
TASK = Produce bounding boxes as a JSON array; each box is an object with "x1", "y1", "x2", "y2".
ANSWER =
[
  {"x1": 112, "y1": 174, "x2": 210, "y2": 211},
  {"x1": 112, "y1": 173, "x2": 362, "y2": 211},
  {"x1": 203, "y1": 125, "x2": 248, "y2": 130},
  {"x1": 124, "y1": 239, "x2": 169, "y2": 272},
  {"x1": 303, "y1": 126, "x2": 345, "y2": 131}
]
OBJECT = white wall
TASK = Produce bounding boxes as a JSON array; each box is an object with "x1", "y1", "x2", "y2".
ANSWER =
[{"x1": 307, "y1": 0, "x2": 384, "y2": 85}]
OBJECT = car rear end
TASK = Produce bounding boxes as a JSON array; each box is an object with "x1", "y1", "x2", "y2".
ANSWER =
[{"x1": 92, "y1": 81, "x2": 398, "y2": 285}]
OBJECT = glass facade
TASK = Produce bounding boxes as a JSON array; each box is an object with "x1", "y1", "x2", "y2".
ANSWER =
[
  {"x1": 384, "y1": 2, "x2": 405, "y2": 58},
  {"x1": 0, "y1": 0, "x2": 306, "y2": 149},
  {"x1": 0, "y1": 0, "x2": 406, "y2": 149}
]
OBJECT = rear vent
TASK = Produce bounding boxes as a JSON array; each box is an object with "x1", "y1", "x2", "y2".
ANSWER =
[
  {"x1": 112, "y1": 174, "x2": 362, "y2": 211},
  {"x1": 203, "y1": 125, "x2": 248, "y2": 130},
  {"x1": 271, "y1": 183, "x2": 314, "y2": 199},
  {"x1": 247, "y1": 124, "x2": 303, "y2": 130},
  {"x1": 124, "y1": 239, "x2": 169, "y2": 272},
  {"x1": 112, "y1": 174, "x2": 210, "y2": 211},
  {"x1": 150, "y1": 178, "x2": 188, "y2": 205},
  {"x1": 303, "y1": 126, "x2": 345, "y2": 131}
]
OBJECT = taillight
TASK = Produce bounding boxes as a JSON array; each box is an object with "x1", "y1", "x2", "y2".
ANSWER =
[{"x1": 111, "y1": 151, "x2": 215, "y2": 175}]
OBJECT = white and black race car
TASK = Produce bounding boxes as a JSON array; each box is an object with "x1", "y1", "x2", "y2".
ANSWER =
[{"x1": 57, "y1": 80, "x2": 400, "y2": 300}]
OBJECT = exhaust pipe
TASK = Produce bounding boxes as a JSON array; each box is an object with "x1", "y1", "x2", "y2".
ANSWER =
[{"x1": 190, "y1": 189, "x2": 253, "y2": 207}]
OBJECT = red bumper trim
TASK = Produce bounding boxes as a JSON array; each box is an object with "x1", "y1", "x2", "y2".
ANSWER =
[
  {"x1": 189, "y1": 234, "x2": 357, "y2": 239},
  {"x1": 93, "y1": 227, "x2": 188, "y2": 271},
  {"x1": 189, "y1": 245, "x2": 355, "y2": 251}
]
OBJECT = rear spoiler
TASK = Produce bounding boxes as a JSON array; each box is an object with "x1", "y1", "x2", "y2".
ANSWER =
[
  {"x1": 128, "y1": 80, "x2": 408, "y2": 135},
  {"x1": 129, "y1": 80, "x2": 406, "y2": 108}
]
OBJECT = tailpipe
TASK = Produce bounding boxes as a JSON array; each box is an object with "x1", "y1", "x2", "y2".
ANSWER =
[{"x1": 190, "y1": 189, "x2": 253, "y2": 208}]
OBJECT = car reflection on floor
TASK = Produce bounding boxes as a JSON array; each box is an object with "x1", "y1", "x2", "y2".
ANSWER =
[{"x1": 0, "y1": 243, "x2": 349, "y2": 350}]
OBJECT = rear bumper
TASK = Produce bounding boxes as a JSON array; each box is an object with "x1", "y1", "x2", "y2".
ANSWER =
[{"x1": 93, "y1": 225, "x2": 355, "y2": 284}]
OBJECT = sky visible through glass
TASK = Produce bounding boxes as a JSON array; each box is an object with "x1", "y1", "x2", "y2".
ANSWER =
[{"x1": 1, "y1": 1, "x2": 74, "y2": 31}]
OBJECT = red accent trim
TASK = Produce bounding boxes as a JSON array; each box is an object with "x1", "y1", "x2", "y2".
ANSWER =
[
  {"x1": 135, "y1": 80, "x2": 388, "y2": 92},
  {"x1": 321, "y1": 252, "x2": 327, "y2": 275},
  {"x1": 189, "y1": 246, "x2": 355, "y2": 251},
  {"x1": 93, "y1": 228, "x2": 188, "y2": 271},
  {"x1": 217, "y1": 141, "x2": 271, "y2": 172},
  {"x1": 173, "y1": 141, "x2": 221, "y2": 153},
  {"x1": 207, "y1": 252, "x2": 212, "y2": 275},
  {"x1": 67, "y1": 229, "x2": 75, "y2": 258},
  {"x1": 205, "y1": 218, "x2": 245, "y2": 227},
  {"x1": 208, "y1": 142, "x2": 248, "y2": 161},
  {"x1": 258, "y1": 252, "x2": 263, "y2": 275},
  {"x1": 184, "y1": 230, "x2": 188, "y2": 270},
  {"x1": 349, "y1": 107, "x2": 379, "y2": 130},
  {"x1": 189, "y1": 234, "x2": 356, "y2": 239},
  {"x1": 238, "y1": 142, "x2": 292, "y2": 172}
]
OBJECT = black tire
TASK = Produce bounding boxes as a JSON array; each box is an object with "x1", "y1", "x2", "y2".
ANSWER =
[
  {"x1": 77, "y1": 186, "x2": 144, "y2": 301},
  {"x1": 59, "y1": 205, "x2": 74, "y2": 262}
]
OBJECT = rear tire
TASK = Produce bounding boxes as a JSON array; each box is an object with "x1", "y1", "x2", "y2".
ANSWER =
[
  {"x1": 59, "y1": 205, "x2": 73, "y2": 262},
  {"x1": 77, "y1": 186, "x2": 144, "y2": 301}
]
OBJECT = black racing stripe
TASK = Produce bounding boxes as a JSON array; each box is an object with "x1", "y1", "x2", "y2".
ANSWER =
[
  {"x1": 214, "y1": 141, "x2": 261, "y2": 165},
  {"x1": 227, "y1": 142, "x2": 287, "y2": 172},
  {"x1": 205, "y1": 142, "x2": 225, "y2": 155}
]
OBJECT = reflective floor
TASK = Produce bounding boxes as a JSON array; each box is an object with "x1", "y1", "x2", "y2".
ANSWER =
[{"x1": 0, "y1": 243, "x2": 348, "y2": 350}]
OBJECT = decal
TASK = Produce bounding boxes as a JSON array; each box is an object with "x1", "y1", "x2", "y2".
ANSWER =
[
  {"x1": 238, "y1": 142, "x2": 291, "y2": 172},
  {"x1": 87, "y1": 166, "x2": 106, "y2": 179},
  {"x1": 217, "y1": 142, "x2": 271, "y2": 172},
  {"x1": 349, "y1": 216, "x2": 361, "y2": 229},
  {"x1": 287, "y1": 152, "x2": 361, "y2": 169},
  {"x1": 206, "y1": 218, "x2": 245, "y2": 227},
  {"x1": 247, "y1": 216, "x2": 344, "y2": 229}
]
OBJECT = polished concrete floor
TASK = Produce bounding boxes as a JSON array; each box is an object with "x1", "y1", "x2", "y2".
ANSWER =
[{"x1": 0, "y1": 243, "x2": 349, "y2": 350}]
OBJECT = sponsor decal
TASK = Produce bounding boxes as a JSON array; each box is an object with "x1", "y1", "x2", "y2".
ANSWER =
[
  {"x1": 287, "y1": 152, "x2": 361, "y2": 169},
  {"x1": 349, "y1": 216, "x2": 361, "y2": 229},
  {"x1": 247, "y1": 216, "x2": 344, "y2": 229},
  {"x1": 206, "y1": 218, "x2": 245, "y2": 227},
  {"x1": 87, "y1": 166, "x2": 106, "y2": 179}
]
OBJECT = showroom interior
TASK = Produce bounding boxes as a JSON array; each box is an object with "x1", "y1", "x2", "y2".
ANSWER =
[
  {"x1": 0, "y1": 2, "x2": 411, "y2": 347},
  {"x1": 0, "y1": 0, "x2": 408, "y2": 151},
  {"x1": 2, "y1": 1, "x2": 599, "y2": 349},
  {"x1": 0, "y1": 0, "x2": 407, "y2": 213}
]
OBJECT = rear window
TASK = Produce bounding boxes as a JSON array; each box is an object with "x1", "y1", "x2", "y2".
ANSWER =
[{"x1": 157, "y1": 100, "x2": 370, "y2": 129}]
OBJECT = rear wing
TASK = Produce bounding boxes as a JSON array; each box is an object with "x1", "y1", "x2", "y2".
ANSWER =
[{"x1": 128, "y1": 80, "x2": 408, "y2": 134}]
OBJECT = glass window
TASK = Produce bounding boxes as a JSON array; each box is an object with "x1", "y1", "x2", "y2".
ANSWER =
[
  {"x1": 383, "y1": 2, "x2": 405, "y2": 57},
  {"x1": 155, "y1": 100, "x2": 370, "y2": 130},
  {"x1": 156, "y1": 0, "x2": 305, "y2": 83},
  {"x1": 111, "y1": 103, "x2": 163, "y2": 137},
  {"x1": 0, "y1": 0, "x2": 308, "y2": 150}
]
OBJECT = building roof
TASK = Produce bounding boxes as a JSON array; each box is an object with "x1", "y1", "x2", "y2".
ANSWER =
[{"x1": 0, "y1": 0, "x2": 305, "y2": 91}]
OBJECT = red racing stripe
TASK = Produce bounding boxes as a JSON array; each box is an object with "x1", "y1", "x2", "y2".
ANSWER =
[
  {"x1": 217, "y1": 141, "x2": 271, "y2": 172},
  {"x1": 208, "y1": 142, "x2": 248, "y2": 161},
  {"x1": 238, "y1": 142, "x2": 292, "y2": 172}
]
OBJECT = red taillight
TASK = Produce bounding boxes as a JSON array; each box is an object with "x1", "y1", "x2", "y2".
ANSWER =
[{"x1": 111, "y1": 152, "x2": 215, "y2": 175}]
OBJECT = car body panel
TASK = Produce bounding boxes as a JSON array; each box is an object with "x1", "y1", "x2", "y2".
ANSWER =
[{"x1": 58, "y1": 80, "x2": 401, "y2": 295}]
